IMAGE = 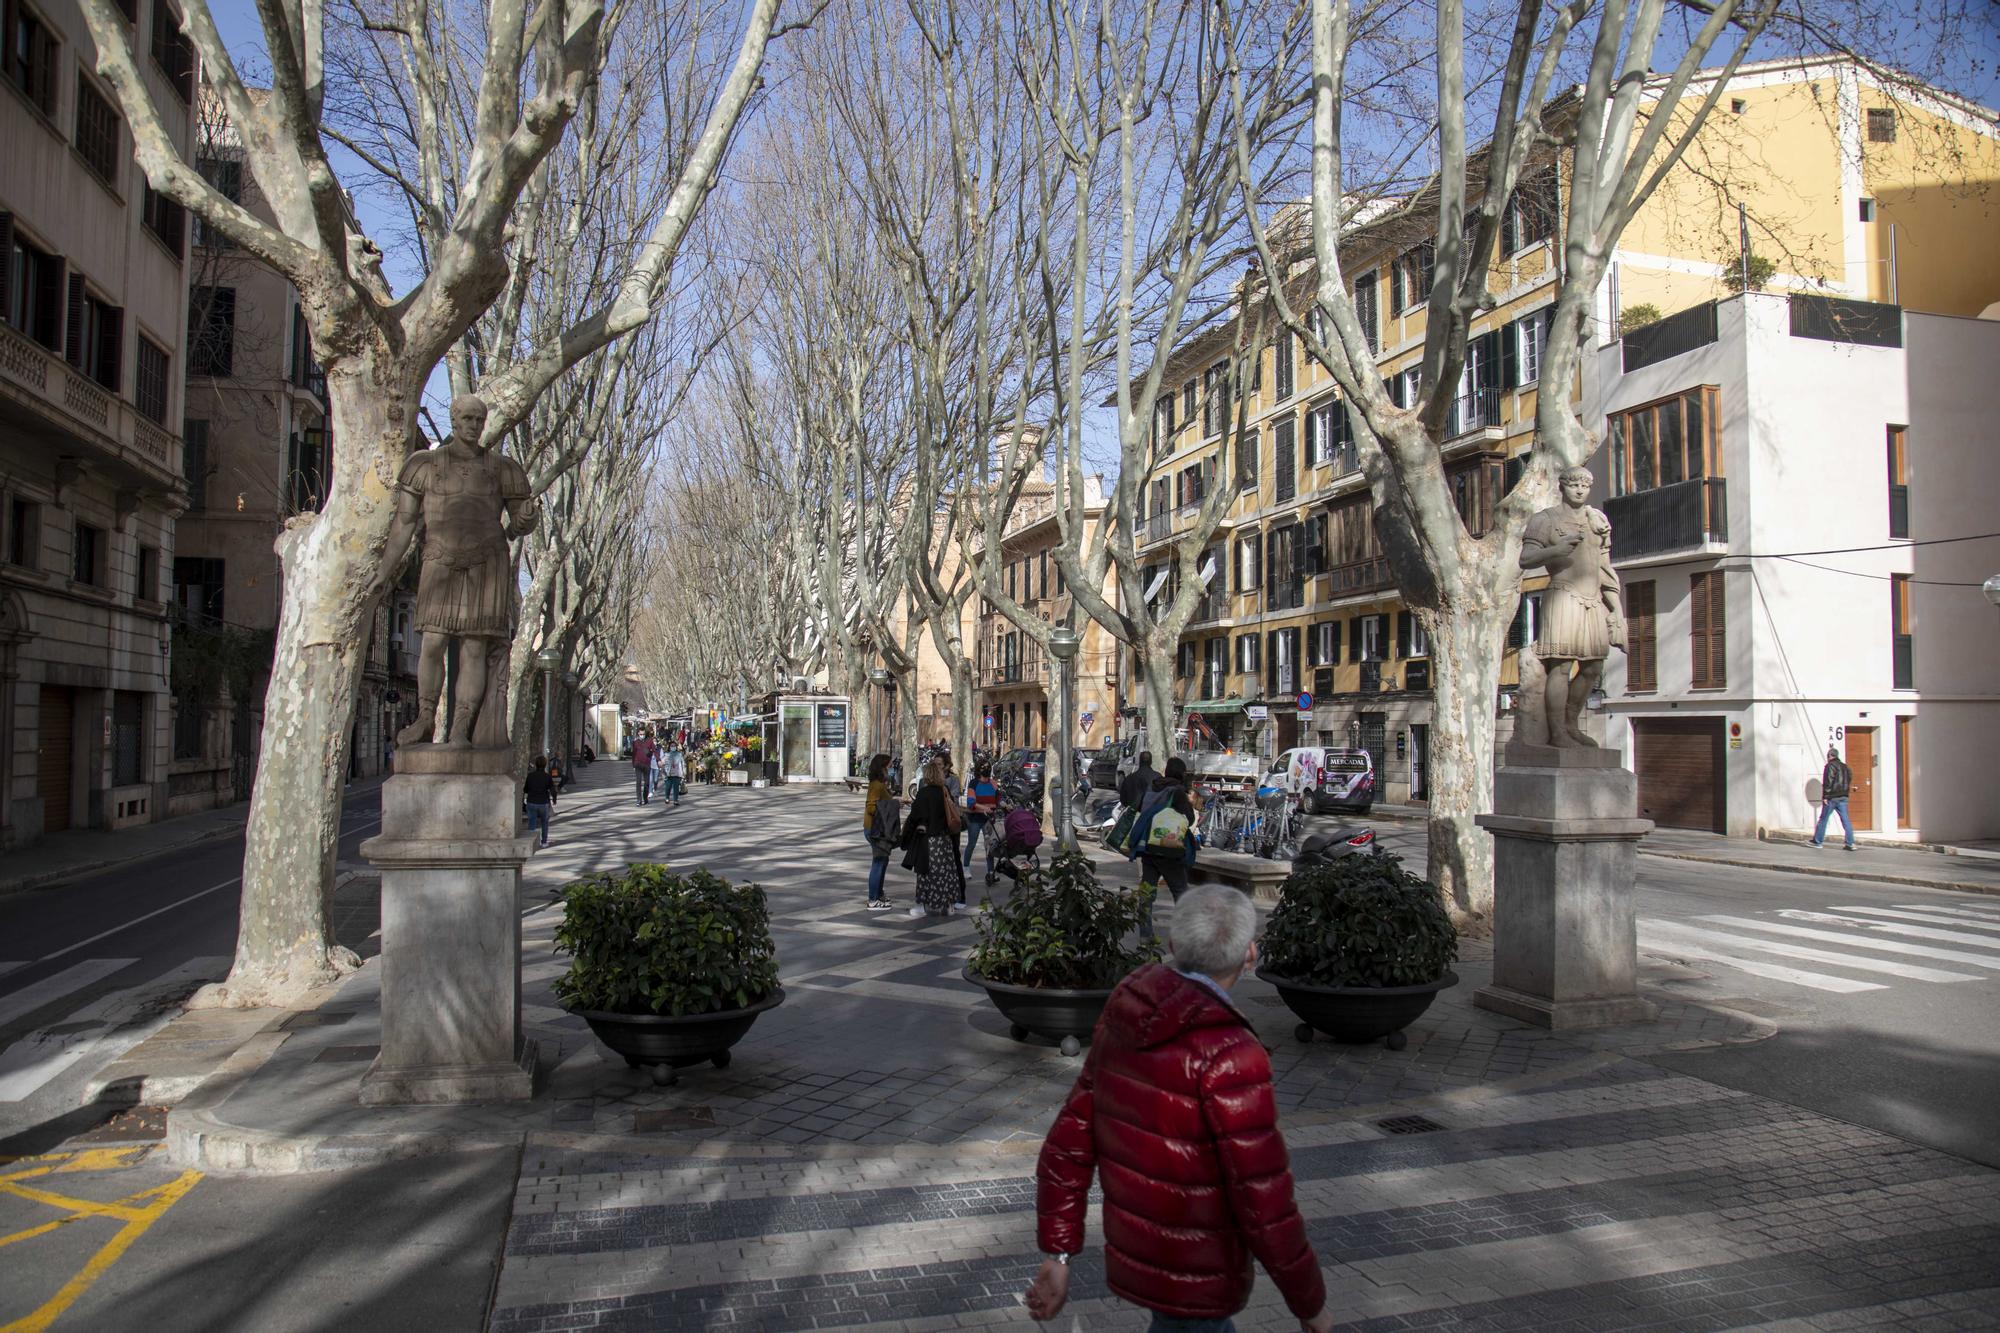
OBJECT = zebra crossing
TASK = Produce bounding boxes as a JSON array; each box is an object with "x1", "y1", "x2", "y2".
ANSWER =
[
  {"x1": 0, "y1": 957, "x2": 224, "y2": 1112},
  {"x1": 1641, "y1": 899, "x2": 2000, "y2": 997}
]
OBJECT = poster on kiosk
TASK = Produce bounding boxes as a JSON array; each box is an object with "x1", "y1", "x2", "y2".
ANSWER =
[{"x1": 813, "y1": 701, "x2": 850, "y2": 782}]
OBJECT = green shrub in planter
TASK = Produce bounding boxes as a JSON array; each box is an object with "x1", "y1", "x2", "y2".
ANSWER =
[
  {"x1": 554, "y1": 863, "x2": 778, "y2": 1016},
  {"x1": 1260, "y1": 853, "x2": 1457, "y2": 988},
  {"x1": 968, "y1": 850, "x2": 1159, "y2": 990}
]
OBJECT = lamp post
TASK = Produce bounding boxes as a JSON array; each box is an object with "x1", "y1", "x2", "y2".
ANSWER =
[
  {"x1": 1047, "y1": 624, "x2": 1082, "y2": 849},
  {"x1": 563, "y1": 671, "x2": 580, "y2": 758},
  {"x1": 868, "y1": 667, "x2": 893, "y2": 760},
  {"x1": 535, "y1": 648, "x2": 561, "y2": 759}
]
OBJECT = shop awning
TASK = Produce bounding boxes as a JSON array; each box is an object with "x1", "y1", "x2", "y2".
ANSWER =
[{"x1": 1185, "y1": 697, "x2": 1246, "y2": 715}]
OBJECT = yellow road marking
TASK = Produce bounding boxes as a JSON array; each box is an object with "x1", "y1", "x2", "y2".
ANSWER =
[{"x1": 0, "y1": 1149, "x2": 203, "y2": 1333}]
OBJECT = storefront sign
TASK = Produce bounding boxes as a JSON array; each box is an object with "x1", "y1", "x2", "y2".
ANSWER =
[{"x1": 1246, "y1": 705, "x2": 1269, "y2": 721}]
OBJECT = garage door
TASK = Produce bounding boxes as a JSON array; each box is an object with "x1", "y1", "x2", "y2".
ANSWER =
[
  {"x1": 1634, "y1": 717, "x2": 1724, "y2": 832},
  {"x1": 38, "y1": 686, "x2": 74, "y2": 834}
]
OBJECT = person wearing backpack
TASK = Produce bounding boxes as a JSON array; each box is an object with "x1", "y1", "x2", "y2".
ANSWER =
[
  {"x1": 962, "y1": 761, "x2": 1001, "y2": 869},
  {"x1": 862, "y1": 753, "x2": 901, "y2": 911},
  {"x1": 1127, "y1": 756, "x2": 1198, "y2": 942}
]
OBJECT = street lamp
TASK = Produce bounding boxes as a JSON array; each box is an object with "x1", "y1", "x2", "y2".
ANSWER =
[
  {"x1": 535, "y1": 648, "x2": 561, "y2": 759},
  {"x1": 868, "y1": 667, "x2": 893, "y2": 760},
  {"x1": 1047, "y1": 625, "x2": 1082, "y2": 849}
]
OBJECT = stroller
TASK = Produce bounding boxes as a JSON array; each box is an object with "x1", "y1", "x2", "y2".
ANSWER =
[{"x1": 984, "y1": 782, "x2": 1045, "y2": 885}]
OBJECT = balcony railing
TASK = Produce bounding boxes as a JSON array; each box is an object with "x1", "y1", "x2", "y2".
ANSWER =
[
  {"x1": 0, "y1": 321, "x2": 183, "y2": 487},
  {"x1": 1605, "y1": 477, "x2": 1728, "y2": 561},
  {"x1": 1325, "y1": 555, "x2": 1394, "y2": 598},
  {"x1": 1139, "y1": 511, "x2": 1172, "y2": 544},
  {"x1": 1446, "y1": 384, "x2": 1502, "y2": 438},
  {"x1": 1187, "y1": 590, "x2": 1229, "y2": 624}
]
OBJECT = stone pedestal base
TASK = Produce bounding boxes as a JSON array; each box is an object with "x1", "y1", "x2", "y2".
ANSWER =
[
  {"x1": 358, "y1": 745, "x2": 540, "y2": 1105},
  {"x1": 1473, "y1": 754, "x2": 1658, "y2": 1031}
]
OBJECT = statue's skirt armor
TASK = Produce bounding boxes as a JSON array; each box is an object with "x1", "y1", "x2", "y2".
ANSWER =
[
  {"x1": 400, "y1": 446, "x2": 523, "y2": 639},
  {"x1": 1525, "y1": 506, "x2": 1616, "y2": 661}
]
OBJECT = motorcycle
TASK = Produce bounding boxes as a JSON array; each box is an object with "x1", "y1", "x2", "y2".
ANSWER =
[{"x1": 1291, "y1": 822, "x2": 1379, "y2": 867}]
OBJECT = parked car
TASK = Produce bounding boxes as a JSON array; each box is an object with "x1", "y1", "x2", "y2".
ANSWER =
[
  {"x1": 1268, "y1": 746, "x2": 1375, "y2": 814},
  {"x1": 993, "y1": 747, "x2": 1047, "y2": 802}
]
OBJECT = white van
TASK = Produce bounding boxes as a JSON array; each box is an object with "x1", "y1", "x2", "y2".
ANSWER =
[{"x1": 1267, "y1": 746, "x2": 1376, "y2": 814}]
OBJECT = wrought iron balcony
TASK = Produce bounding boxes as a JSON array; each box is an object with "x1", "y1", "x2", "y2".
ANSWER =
[
  {"x1": 1325, "y1": 555, "x2": 1394, "y2": 597},
  {"x1": 1605, "y1": 478, "x2": 1728, "y2": 562}
]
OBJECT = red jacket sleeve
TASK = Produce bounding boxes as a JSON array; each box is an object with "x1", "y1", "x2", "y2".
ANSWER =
[
  {"x1": 1201, "y1": 1035, "x2": 1326, "y2": 1319},
  {"x1": 1035, "y1": 1044, "x2": 1101, "y2": 1255}
]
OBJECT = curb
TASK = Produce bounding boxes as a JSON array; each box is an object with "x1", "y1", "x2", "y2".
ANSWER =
[
  {"x1": 0, "y1": 816, "x2": 248, "y2": 896},
  {"x1": 1638, "y1": 848, "x2": 2000, "y2": 898}
]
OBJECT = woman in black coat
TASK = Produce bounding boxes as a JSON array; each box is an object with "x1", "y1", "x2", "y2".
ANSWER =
[{"x1": 900, "y1": 759, "x2": 966, "y2": 918}]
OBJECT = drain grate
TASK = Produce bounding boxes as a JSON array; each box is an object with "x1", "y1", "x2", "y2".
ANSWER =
[{"x1": 1375, "y1": 1114, "x2": 1447, "y2": 1136}]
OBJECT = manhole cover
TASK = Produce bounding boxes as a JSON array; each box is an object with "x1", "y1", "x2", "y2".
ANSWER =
[
  {"x1": 1375, "y1": 1114, "x2": 1447, "y2": 1136},
  {"x1": 312, "y1": 1045, "x2": 379, "y2": 1064},
  {"x1": 633, "y1": 1107, "x2": 717, "y2": 1132}
]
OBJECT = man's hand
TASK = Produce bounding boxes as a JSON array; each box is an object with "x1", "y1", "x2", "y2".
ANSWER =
[
  {"x1": 1022, "y1": 1258, "x2": 1071, "y2": 1321},
  {"x1": 1300, "y1": 1310, "x2": 1336, "y2": 1333}
]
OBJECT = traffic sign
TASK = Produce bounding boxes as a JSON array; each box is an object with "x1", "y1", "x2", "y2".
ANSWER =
[
  {"x1": 1296, "y1": 692, "x2": 1313, "y2": 711},
  {"x1": 984, "y1": 713, "x2": 994, "y2": 728}
]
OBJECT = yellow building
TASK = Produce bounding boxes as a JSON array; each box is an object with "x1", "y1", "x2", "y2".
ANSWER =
[{"x1": 1131, "y1": 56, "x2": 1999, "y2": 806}]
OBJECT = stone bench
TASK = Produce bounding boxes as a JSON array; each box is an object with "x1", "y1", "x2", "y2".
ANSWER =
[
  {"x1": 1191, "y1": 849, "x2": 1292, "y2": 904},
  {"x1": 842, "y1": 776, "x2": 868, "y2": 794}
]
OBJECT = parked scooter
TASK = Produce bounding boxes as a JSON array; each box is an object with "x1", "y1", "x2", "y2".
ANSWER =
[{"x1": 1291, "y1": 822, "x2": 1379, "y2": 867}]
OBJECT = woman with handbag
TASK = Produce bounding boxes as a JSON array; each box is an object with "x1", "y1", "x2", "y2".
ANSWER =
[{"x1": 901, "y1": 758, "x2": 967, "y2": 918}]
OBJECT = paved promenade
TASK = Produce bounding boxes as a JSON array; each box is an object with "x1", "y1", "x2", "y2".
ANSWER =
[{"x1": 147, "y1": 763, "x2": 2000, "y2": 1330}]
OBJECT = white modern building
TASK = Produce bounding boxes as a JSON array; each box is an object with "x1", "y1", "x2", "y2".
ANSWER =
[{"x1": 1586, "y1": 290, "x2": 2000, "y2": 843}]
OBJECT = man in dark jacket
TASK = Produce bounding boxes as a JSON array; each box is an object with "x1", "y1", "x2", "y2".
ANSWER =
[
  {"x1": 1129, "y1": 757, "x2": 1198, "y2": 941},
  {"x1": 630, "y1": 730, "x2": 657, "y2": 806},
  {"x1": 1026, "y1": 886, "x2": 1330, "y2": 1333},
  {"x1": 1812, "y1": 745, "x2": 1855, "y2": 850},
  {"x1": 1118, "y1": 750, "x2": 1160, "y2": 810}
]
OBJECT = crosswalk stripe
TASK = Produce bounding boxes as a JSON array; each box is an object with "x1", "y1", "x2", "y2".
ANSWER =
[
  {"x1": 1639, "y1": 920, "x2": 1982, "y2": 983},
  {"x1": 1891, "y1": 902, "x2": 2000, "y2": 923},
  {"x1": 0, "y1": 957, "x2": 226, "y2": 1103},
  {"x1": 1637, "y1": 933, "x2": 1887, "y2": 993},
  {"x1": 1775, "y1": 909, "x2": 2000, "y2": 950},
  {"x1": 0, "y1": 959, "x2": 138, "y2": 1030},
  {"x1": 1828, "y1": 906, "x2": 2000, "y2": 935},
  {"x1": 0, "y1": 963, "x2": 23, "y2": 981},
  {"x1": 1696, "y1": 916, "x2": 2000, "y2": 970}
]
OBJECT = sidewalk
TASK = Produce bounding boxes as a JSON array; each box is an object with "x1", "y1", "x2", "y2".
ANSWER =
[
  {"x1": 0, "y1": 800, "x2": 250, "y2": 896},
  {"x1": 132, "y1": 767, "x2": 2000, "y2": 1329},
  {"x1": 1640, "y1": 826, "x2": 2000, "y2": 897}
]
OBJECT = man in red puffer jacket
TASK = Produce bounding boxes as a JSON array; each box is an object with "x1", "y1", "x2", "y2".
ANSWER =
[{"x1": 1025, "y1": 886, "x2": 1330, "y2": 1333}]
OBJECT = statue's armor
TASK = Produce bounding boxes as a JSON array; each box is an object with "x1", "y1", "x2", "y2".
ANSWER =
[
  {"x1": 1524, "y1": 504, "x2": 1616, "y2": 662},
  {"x1": 397, "y1": 445, "x2": 531, "y2": 638}
]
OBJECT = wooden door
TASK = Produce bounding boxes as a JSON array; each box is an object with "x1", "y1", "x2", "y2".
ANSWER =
[
  {"x1": 37, "y1": 686, "x2": 73, "y2": 834},
  {"x1": 1845, "y1": 727, "x2": 1875, "y2": 830},
  {"x1": 1634, "y1": 718, "x2": 1725, "y2": 833}
]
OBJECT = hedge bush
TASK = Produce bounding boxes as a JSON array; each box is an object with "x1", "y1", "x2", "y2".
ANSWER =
[{"x1": 554, "y1": 863, "x2": 778, "y2": 1016}]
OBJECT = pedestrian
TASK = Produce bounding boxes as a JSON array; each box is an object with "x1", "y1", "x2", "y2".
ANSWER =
[
  {"x1": 862, "y1": 753, "x2": 899, "y2": 911},
  {"x1": 649, "y1": 735, "x2": 666, "y2": 801},
  {"x1": 630, "y1": 728, "x2": 657, "y2": 805},
  {"x1": 1025, "y1": 886, "x2": 1331, "y2": 1333},
  {"x1": 1127, "y1": 756, "x2": 1198, "y2": 942},
  {"x1": 662, "y1": 740, "x2": 687, "y2": 805},
  {"x1": 547, "y1": 755, "x2": 568, "y2": 799},
  {"x1": 523, "y1": 754, "x2": 555, "y2": 848},
  {"x1": 962, "y1": 760, "x2": 1000, "y2": 870},
  {"x1": 899, "y1": 758, "x2": 966, "y2": 918},
  {"x1": 1118, "y1": 749, "x2": 1160, "y2": 812},
  {"x1": 1812, "y1": 745, "x2": 1856, "y2": 851}
]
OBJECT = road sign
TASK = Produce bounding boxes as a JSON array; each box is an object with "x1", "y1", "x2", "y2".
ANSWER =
[
  {"x1": 1246, "y1": 705, "x2": 1269, "y2": 721},
  {"x1": 984, "y1": 713, "x2": 994, "y2": 728},
  {"x1": 1296, "y1": 692, "x2": 1314, "y2": 712}
]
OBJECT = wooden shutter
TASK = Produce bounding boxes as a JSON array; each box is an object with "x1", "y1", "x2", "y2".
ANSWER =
[
  {"x1": 1499, "y1": 317, "x2": 1519, "y2": 387},
  {"x1": 1690, "y1": 572, "x2": 1725, "y2": 688},
  {"x1": 1625, "y1": 580, "x2": 1657, "y2": 691},
  {"x1": 1274, "y1": 419, "x2": 1295, "y2": 502},
  {"x1": 66, "y1": 274, "x2": 87, "y2": 366}
]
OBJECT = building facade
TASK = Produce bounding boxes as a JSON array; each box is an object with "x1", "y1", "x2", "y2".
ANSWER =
[
  {"x1": 1, "y1": 0, "x2": 196, "y2": 847},
  {"x1": 1130, "y1": 56, "x2": 1999, "y2": 816}
]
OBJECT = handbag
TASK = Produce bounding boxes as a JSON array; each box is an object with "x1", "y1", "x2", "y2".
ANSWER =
[{"x1": 1107, "y1": 805, "x2": 1138, "y2": 855}]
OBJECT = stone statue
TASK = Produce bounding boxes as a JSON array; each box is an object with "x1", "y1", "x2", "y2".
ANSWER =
[
  {"x1": 1515, "y1": 465, "x2": 1623, "y2": 749},
  {"x1": 384, "y1": 394, "x2": 539, "y2": 748}
]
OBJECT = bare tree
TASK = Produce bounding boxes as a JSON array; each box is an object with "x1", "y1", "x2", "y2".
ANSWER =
[{"x1": 79, "y1": 0, "x2": 782, "y2": 1005}]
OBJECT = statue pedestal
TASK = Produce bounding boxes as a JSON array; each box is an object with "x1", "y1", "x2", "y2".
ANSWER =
[
  {"x1": 357, "y1": 745, "x2": 539, "y2": 1104},
  {"x1": 1472, "y1": 745, "x2": 1658, "y2": 1030}
]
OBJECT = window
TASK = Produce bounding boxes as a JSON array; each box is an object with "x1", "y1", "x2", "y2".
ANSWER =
[
  {"x1": 142, "y1": 187, "x2": 185, "y2": 256},
  {"x1": 1309, "y1": 620, "x2": 1338, "y2": 666},
  {"x1": 174, "y1": 552, "x2": 225, "y2": 620},
  {"x1": 135, "y1": 542, "x2": 158, "y2": 601},
  {"x1": 1352, "y1": 272, "x2": 1379, "y2": 355},
  {"x1": 1895, "y1": 715, "x2": 1913, "y2": 829},
  {"x1": 1202, "y1": 361, "x2": 1231, "y2": 437},
  {"x1": 1234, "y1": 535, "x2": 1260, "y2": 592},
  {"x1": 1396, "y1": 612, "x2": 1428, "y2": 659},
  {"x1": 191, "y1": 286, "x2": 236, "y2": 376},
  {"x1": 1203, "y1": 638, "x2": 1227, "y2": 698},
  {"x1": 182, "y1": 418, "x2": 208, "y2": 509},
  {"x1": 1508, "y1": 592, "x2": 1543, "y2": 649},
  {"x1": 1, "y1": 216, "x2": 64, "y2": 348},
  {"x1": 75, "y1": 75, "x2": 124, "y2": 184},
  {"x1": 1858, "y1": 197, "x2": 1875, "y2": 224},
  {"x1": 1886, "y1": 425, "x2": 1908, "y2": 539},
  {"x1": 1507, "y1": 308, "x2": 1547, "y2": 387},
  {"x1": 1177, "y1": 640, "x2": 1197, "y2": 680},
  {"x1": 1730, "y1": 97, "x2": 1746, "y2": 114},
  {"x1": 1356, "y1": 614, "x2": 1386, "y2": 662},
  {"x1": 1235, "y1": 425, "x2": 1257, "y2": 492},
  {"x1": 1328, "y1": 492, "x2": 1383, "y2": 570},
  {"x1": 66, "y1": 276, "x2": 122, "y2": 390},
  {"x1": 1690, "y1": 570, "x2": 1726, "y2": 689},
  {"x1": 1390, "y1": 242, "x2": 1434, "y2": 316},
  {"x1": 1182, "y1": 378, "x2": 1196, "y2": 425},
  {"x1": 151, "y1": 0, "x2": 194, "y2": 101},
  {"x1": 1266, "y1": 524, "x2": 1304, "y2": 611},
  {"x1": 196, "y1": 155, "x2": 242, "y2": 248},
  {"x1": 1273, "y1": 330, "x2": 1294, "y2": 402},
  {"x1": 1890, "y1": 573, "x2": 1912, "y2": 690},
  {"x1": 1866, "y1": 107, "x2": 1896, "y2": 143},
  {"x1": 1624, "y1": 580, "x2": 1657, "y2": 691},
  {"x1": 1273, "y1": 418, "x2": 1295, "y2": 504},
  {"x1": 2, "y1": 0, "x2": 57, "y2": 115},
  {"x1": 1267, "y1": 626, "x2": 1299, "y2": 695},
  {"x1": 7, "y1": 495, "x2": 38, "y2": 568},
  {"x1": 287, "y1": 427, "x2": 327, "y2": 512},
  {"x1": 112, "y1": 691, "x2": 144, "y2": 785},
  {"x1": 1502, "y1": 165, "x2": 1559, "y2": 253},
  {"x1": 1304, "y1": 513, "x2": 1327, "y2": 575},
  {"x1": 1234, "y1": 633, "x2": 1261, "y2": 674},
  {"x1": 135, "y1": 336, "x2": 169, "y2": 422},
  {"x1": 1609, "y1": 386, "x2": 1718, "y2": 496},
  {"x1": 72, "y1": 521, "x2": 103, "y2": 586}
]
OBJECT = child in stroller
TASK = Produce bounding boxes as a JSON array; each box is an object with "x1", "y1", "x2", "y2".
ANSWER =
[{"x1": 984, "y1": 781, "x2": 1045, "y2": 885}]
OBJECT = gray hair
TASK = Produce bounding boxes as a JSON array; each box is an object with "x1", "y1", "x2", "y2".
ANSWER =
[{"x1": 1169, "y1": 886, "x2": 1257, "y2": 977}]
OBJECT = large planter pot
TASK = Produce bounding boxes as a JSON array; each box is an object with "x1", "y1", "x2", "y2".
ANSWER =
[
  {"x1": 1257, "y1": 969, "x2": 1457, "y2": 1050},
  {"x1": 962, "y1": 966, "x2": 1114, "y2": 1057},
  {"x1": 575, "y1": 987, "x2": 785, "y2": 1086}
]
